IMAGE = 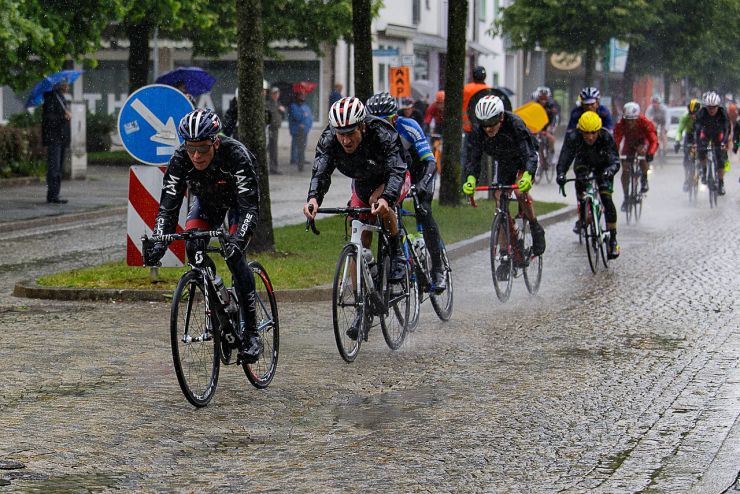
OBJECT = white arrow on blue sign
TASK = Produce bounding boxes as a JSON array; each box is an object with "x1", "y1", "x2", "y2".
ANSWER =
[{"x1": 117, "y1": 84, "x2": 195, "y2": 166}]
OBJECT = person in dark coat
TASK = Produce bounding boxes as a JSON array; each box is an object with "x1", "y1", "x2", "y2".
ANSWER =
[{"x1": 42, "y1": 79, "x2": 71, "y2": 203}]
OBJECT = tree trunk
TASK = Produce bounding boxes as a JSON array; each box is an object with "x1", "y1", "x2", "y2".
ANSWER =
[
  {"x1": 126, "y1": 22, "x2": 151, "y2": 93},
  {"x1": 352, "y1": 0, "x2": 373, "y2": 102},
  {"x1": 237, "y1": 0, "x2": 274, "y2": 252},
  {"x1": 622, "y1": 44, "x2": 637, "y2": 102},
  {"x1": 663, "y1": 72, "x2": 671, "y2": 105},
  {"x1": 583, "y1": 44, "x2": 595, "y2": 87},
  {"x1": 438, "y1": 0, "x2": 467, "y2": 206}
]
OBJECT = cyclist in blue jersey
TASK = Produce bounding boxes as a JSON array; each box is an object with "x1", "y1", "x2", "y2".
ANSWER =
[
  {"x1": 567, "y1": 87, "x2": 614, "y2": 132},
  {"x1": 365, "y1": 92, "x2": 446, "y2": 292}
]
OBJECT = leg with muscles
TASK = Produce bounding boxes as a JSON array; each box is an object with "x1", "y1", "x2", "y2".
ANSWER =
[
  {"x1": 599, "y1": 183, "x2": 620, "y2": 259},
  {"x1": 620, "y1": 159, "x2": 630, "y2": 211},
  {"x1": 717, "y1": 143, "x2": 728, "y2": 195},
  {"x1": 226, "y1": 254, "x2": 262, "y2": 363},
  {"x1": 416, "y1": 194, "x2": 445, "y2": 292},
  {"x1": 515, "y1": 190, "x2": 545, "y2": 256}
]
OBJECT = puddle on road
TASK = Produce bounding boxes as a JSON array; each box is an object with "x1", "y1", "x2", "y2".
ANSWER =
[
  {"x1": 333, "y1": 387, "x2": 443, "y2": 430},
  {"x1": 7, "y1": 473, "x2": 120, "y2": 493},
  {"x1": 622, "y1": 334, "x2": 684, "y2": 351}
]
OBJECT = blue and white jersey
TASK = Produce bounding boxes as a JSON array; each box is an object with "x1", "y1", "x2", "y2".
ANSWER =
[{"x1": 396, "y1": 116, "x2": 434, "y2": 164}]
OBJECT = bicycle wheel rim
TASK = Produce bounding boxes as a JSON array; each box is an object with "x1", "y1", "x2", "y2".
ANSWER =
[
  {"x1": 430, "y1": 245, "x2": 454, "y2": 321},
  {"x1": 406, "y1": 275, "x2": 421, "y2": 333},
  {"x1": 490, "y1": 215, "x2": 513, "y2": 302},
  {"x1": 332, "y1": 244, "x2": 362, "y2": 362},
  {"x1": 584, "y1": 201, "x2": 598, "y2": 274},
  {"x1": 171, "y1": 271, "x2": 219, "y2": 407},
  {"x1": 243, "y1": 261, "x2": 279, "y2": 388},
  {"x1": 380, "y1": 255, "x2": 410, "y2": 350},
  {"x1": 522, "y1": 220, "x2": 543, "y2": 294}
]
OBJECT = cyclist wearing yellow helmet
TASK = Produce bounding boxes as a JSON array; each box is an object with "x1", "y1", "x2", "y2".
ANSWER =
[
  {"x1": 557, "y1": 111, "x2": 621, "y2": 259},
  {"x1": 675, "y1": 99, "x2": 702, "y2": 191}
]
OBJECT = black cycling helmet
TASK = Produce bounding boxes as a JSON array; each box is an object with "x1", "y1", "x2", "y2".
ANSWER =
[
  {"x1": 472, "y1": 65, "x2": 486, "y2": 82},
  {"x1": 365, "y1": 92, "x2": 398, "y2": 117},
  {"x1": 178, "y1": 108, "x2": 222, "y2": 141}
]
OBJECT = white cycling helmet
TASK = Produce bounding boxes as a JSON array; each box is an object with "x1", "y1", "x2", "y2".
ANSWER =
[
  {"x1": 623, "y1": 102, "x2": 640, "y2": 120},
  {"x1": 329, "y1": 97, "x2": 367, "y2": 133},
  {"x1": 475, "y1": 95, "x2": 505, "y2": 126},
  {"x1": 535, "y1": 86, "x2": 551, "y2": 98},
  {"x1": 703, "y1": 91, "x2": 721, "y2": 107}
]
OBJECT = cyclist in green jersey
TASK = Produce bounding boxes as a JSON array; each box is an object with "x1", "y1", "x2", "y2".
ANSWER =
[{"x1": 674, "y1": 99, "x2": 702, "y2": 191}]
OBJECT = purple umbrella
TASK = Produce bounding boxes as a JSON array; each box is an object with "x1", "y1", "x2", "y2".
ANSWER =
[{"x1": 156, "y1": 66, "x2": 216, "y2": 97}]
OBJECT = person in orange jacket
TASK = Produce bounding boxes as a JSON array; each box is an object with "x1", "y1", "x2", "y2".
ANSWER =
[{"x1": 462, "y1": 66, "x2": 491, "y2": 164}]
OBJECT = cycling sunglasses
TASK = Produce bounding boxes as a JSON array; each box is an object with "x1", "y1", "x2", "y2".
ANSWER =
[{"x1": 185, "y1": 143, "x2": 215, "y2": 154}]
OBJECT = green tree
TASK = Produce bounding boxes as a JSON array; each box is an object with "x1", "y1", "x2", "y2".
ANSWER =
[
  {"x1": 439, "y1": 0, "x2": 467, "y2": 206},
  {"x1": 494, "y1": 0, "x2": 653, "y2": 86},
  {"x1": 236, "y1": 0, "x2": 273, "y2": 252},
  {"x1": 0, "y1": 0, "x2": 122, "y2": 91}
]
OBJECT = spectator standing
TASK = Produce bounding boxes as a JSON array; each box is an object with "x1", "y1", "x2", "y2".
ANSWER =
[
  {"x1": 266, "y1": 87, "x2": 285, "y2": 174},
  {"x1": 329, "y1": 82, "x2": 344, "y2": 107},
  {"x1": 42, "y1": 79, "x2": 71, "y2": 204},
  {"x1": 424, "y1": 90, "x2": 445, "y2": 134},
  {"x1": 288, "y1": 91, "x2": 313, "y2": 171},
  {"x1": 174, "y1": 80, "x2": 196, "y2": 106}
]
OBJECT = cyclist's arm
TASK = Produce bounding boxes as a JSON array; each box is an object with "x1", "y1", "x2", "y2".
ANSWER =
[
  {"x1": 464, "y1": 128, "x2": 484, "y2": 180},
  {"x1": 675, "y1": 114, "x2": 690, "y2": 142},
  {"x1": 306, "y1": 128, "x2": 337, "y2": 205},
  {"x1": 614, "y1": 121, "x2": 624, "y2": 150},
  {"x1": 378, "y1": 125, "x2": 408, "y2": 205},
  {"x1": 644, "y1": 118, "x2": 659, "y2": 156},
  {"x1": 566, "y1": 108, "x2": 580, "y2": 130},
  {"x1": 153, "y1": 154, "x2": 188, "y2": 236},
  {"x1": 230, "y1": 143, "x2": 260, "y2": 240},
  {"x1": 599, "y1": 106, "x2": 614, "y2": 131},
  {"x1": 555, "y1": 131, "x2": 577, "y2": 176},
  {"x1": 603, "y1": 132, "x2": 621, "y2": 175},
  {"x1": 398, "y1": 118, "x2": 435, "y2": 164}
]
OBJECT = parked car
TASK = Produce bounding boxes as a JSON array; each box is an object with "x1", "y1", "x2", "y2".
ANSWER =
[{"x1": 666, "y1": 106, "x2": 687, "y2": 142}]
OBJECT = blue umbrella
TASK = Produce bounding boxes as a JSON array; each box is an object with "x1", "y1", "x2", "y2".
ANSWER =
[
  {"x1": 25, "y1": 70, "x2": 83, "y2": 108},
  {"x1": 155, "y1": 66, "x2": 216, "y2": 97}
]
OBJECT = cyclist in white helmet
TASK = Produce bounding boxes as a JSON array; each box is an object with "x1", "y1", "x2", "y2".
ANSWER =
[
  {"x1": 303, "y1": 97, "x2": 411, "y2": 280},
  {"x1": 462, "y1": 95, "x2": 546, "y2": 263}
]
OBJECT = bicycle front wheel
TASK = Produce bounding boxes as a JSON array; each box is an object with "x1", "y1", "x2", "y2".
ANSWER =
[
  {"x1": 430, "y1": 244, "x2": 454, "y2": 321},
  {"x1": 490, "y1": 214, "x2": 513, "y2": 302},
  {"x1": 543, "y1": 147, "x2": 554, "y2": 183},
  {"x1": 379, "y1": 255, "x2": 410, "y2": 350},
  {"x1": 522, "y1": 219, "x2": 543, "y2": 295},
  {"x1": 584, "y1": 200, "x2": 598, "y2": 274},
  {"x1": 332, "y1": 244, "x2": 363, "y2": 362},
  {"x1": 171, "y1": 270, "x2": 219, "y2": 407},
  {"x1": 242, "y1": 261, "x2": 279, "y2": 388}
]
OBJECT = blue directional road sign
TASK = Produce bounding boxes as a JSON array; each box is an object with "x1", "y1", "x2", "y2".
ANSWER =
[{"x1": 118, "y1": 84, "x2": 195, "y2": 166}]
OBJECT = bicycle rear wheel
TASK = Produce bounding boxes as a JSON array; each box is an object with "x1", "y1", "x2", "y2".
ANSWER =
[
  {"x1": 242, "y1": 261, "x2": 279, "y2": 388},
  {"x1": 542, "y1": 145, "x2": 554, "y2": 183},
  {"x1": 707, "y1": 156, "x2": 718, "y2": 208},
  {"x1": 490, "y1": 214, "x2": 513, "y2": 302},
  {"x1": 380, "y1": 255, "x2": 410, "y2": 350},
  {"x1": 171, "y1": 270, "x2": 219, "y2": 407},
  {"x1": 521, "y1": 219, "x2": 543, "y2": 294},
  {"x1": 430, "y1": 244, "x2": 454, "y2": 321},
  {"x1": 332, "y1": 244, "x2": 363, "y2": 362}
]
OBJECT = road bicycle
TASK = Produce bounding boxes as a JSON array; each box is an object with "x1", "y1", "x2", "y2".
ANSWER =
[
  {"x1": 398, "y1": 186, "x2": 453, "y2": 331},
  {"x1": 306, "y1": 206, "x2": 411, "y2": 362},
  {"x1": 680, "y1": 142, "x2": 699, "y2": 204},
  {"x1": 561, "y1": 175, "x2": 609, "y2": 273},
  {"x1": 470, "y1": 184, "x2": 543, "y2": 302},
  {"x1": 702, "y1": 142, "x2": 720, "y2": 208},
  {"x1": 620, "y1": 154, "x2": 646, "y2": 224},
  {"x1": 535, "y1": 130, "x2": 555, "y2": 184},
  {"x1": 142, "y1": 229, "x2": 279, "y2": 407}
]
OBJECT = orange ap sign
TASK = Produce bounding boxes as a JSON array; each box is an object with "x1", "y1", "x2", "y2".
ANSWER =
[{"x1": 389, "y1": 66, "x2": 411, "y2": 98}]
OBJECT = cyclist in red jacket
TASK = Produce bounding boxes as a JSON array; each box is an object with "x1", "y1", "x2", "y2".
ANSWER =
[{"x1": 614, "y1": 102, "x2": 658, "y2": 210}]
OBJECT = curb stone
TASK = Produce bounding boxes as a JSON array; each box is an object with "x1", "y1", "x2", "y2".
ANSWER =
[
  {"x1": 0, "y1": 206, "x2": 127, "y2": 234},
  {"x1": 13, "y1": 205, "x2": 576, "y2": 303}
]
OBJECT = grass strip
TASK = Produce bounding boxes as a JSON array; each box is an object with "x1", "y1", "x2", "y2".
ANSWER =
[{"x1": 38, "y1": 199, "x2": 564, "y2": 290}]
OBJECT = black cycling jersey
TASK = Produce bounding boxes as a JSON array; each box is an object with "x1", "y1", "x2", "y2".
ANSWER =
[
  {"x1": 307, "y1": 115, "x2": 408, "y2": 205},
  {"x1": 556, "y1": 128, "x2": 620, "y2": 177},
  {"x1": 694, "y1": 106, "x2": 731, "y2": 144},
  {"x1": 464, "y1": 111, "x2": 539, "y2": 184},
  {"x1": 153, "y1": 136, "x2": 260, "y2": 241}
]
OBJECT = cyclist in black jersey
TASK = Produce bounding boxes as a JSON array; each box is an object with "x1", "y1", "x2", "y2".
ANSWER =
[{"x1": 146, "y1": 108, "x2": 263, "y2": 363}]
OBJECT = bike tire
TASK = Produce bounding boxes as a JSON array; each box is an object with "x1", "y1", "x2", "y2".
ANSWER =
[
  {"x1": 406, "y1": 273, "x2": 421, "y2": 333},
  {"x1": 522, "y1": 219, "x2": 543, "y2": 295},
  {"x1": 242, "y1": 261, "x2": 279, "y2": 389},
  {"x1": 490, "y1": 214, "x2": 513, "y2": 302},
  {"x1": 583, "y1": 199, "x2": 598, "y2": 274},
  {"x1": 332, "y1": 244, "x2": 363, "y2": 363},
  {"x1": 543, "y1": 146, "x2": 554, "y2": 183},
  {"x1": 170, "y1": 270, "x2": 220, "y2": 407},
  {"x1": 430, "y1": 244, "x2": 454, "y2": 321},
  {"x1": 379, "y1": 255, "x2": 410, "y2": 350},
  {"x1": 597, "y1": 209, "x2": 609, "y2": 269}
]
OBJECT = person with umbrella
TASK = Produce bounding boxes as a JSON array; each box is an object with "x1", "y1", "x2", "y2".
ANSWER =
[{"x1": 42, "y1": 78, "x2": 72, "y2": 204}]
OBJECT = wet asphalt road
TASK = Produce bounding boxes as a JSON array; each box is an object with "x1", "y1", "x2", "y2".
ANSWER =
[{"x1": 0, "y1": 156, "x2": 738, "y2": 493}]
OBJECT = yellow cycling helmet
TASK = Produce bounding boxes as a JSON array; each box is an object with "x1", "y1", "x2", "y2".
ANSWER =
[
  {"x1": 577, "y1": 110, "x2": 602, "y2": 132},
  {"x1": 687, "y1": 99, "x2": 701, "y2": 114}
]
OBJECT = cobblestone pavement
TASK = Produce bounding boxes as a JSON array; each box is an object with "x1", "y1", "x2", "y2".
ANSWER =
[{"x1": 0, "y1": 157, "x2": 738, "y2": 493}]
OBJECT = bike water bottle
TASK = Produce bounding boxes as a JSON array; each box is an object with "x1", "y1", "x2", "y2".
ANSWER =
[
  {"x1": 362, "y1": 248, "x2": 378, "y2": 279},
  {"x1": 213, "y1": 276, "x2": 237, "y2": 313},
  {"x1": 413, "y1": 236, "x2": 427, "y2": 265}
]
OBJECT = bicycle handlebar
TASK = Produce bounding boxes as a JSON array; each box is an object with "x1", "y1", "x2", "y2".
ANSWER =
[
  {"x1": 558, "y1": 175, "x2": 598, "y2": 197},
  {"x1": 304, "y1": 204, "x2": 373, "y2": 236},
  {"x1": 468, "y1": 183, "x2": 519, "y2": 208},
  {"x1": 144, "y1": 229, "x2": 225, "y2": 243}
]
